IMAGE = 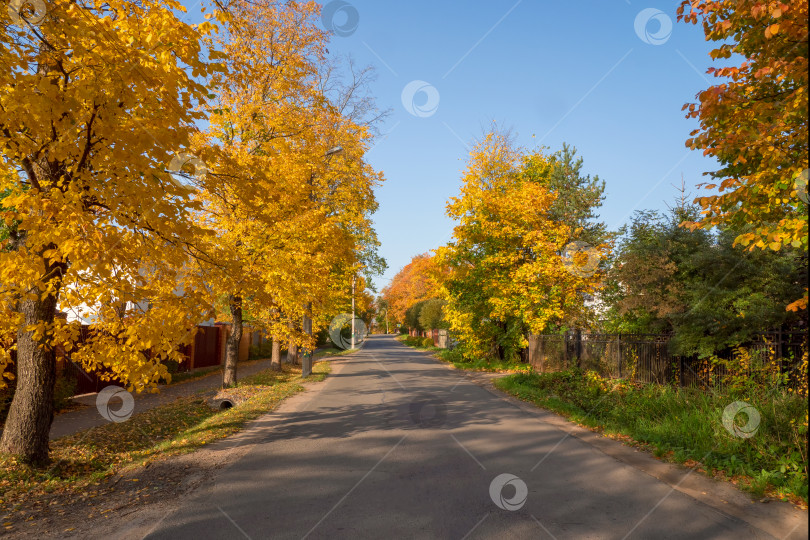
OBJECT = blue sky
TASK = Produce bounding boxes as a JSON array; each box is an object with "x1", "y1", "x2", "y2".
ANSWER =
[
  {"x1": 316, "y1": 0, "x2": 722, "y2": 291},
  {"x1": 183, "y1": 1, "x2": 722, "y2": 291}
]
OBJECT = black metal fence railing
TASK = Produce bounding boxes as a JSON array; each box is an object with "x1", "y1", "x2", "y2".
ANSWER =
[{"x1": 527, "y1": 331, "x2": 808, "y2": 389}]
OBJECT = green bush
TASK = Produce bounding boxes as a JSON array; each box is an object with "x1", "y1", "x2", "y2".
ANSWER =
[
  {"x1": 53, "y1": 374, "x2": 77, "y2": 411},
  {"x1": 436, "y1": 348, "x2": 465, "y2": 363},
  {"x1": 249, "y1": 340, "x2": 274, "y2": 360},
  {"x1": 399, "y1": 335, "x2": 436, "y2": 349},
  {"x1": 315, "y1": 328, "x2": 330, "y2": 348},
  {"x1": 163, "y1": 359, "x2": 183, "y2": 375}
]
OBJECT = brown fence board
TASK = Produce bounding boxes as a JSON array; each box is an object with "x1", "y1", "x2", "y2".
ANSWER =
[
  {"x1": 528, "y1": 331, "x2": 807, "y2": 389},
  {"x1": 193, "y1": 325, "x2": 222, "y2": 368}
]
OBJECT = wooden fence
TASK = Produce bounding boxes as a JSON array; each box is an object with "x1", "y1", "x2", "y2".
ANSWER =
[
  {"x1": 527, "y1": 331, "x2": 807, "y2": 388},
  {"x1": 54, "y1": 323, "x2": 262, "y2": 395}
]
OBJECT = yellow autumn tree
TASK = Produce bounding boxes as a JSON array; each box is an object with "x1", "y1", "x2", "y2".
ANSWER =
[
  {"x1": 437, "y1": 133, "x2": 609, "y2": 360},
  {"x1": 191, "y1": 0, "x2": 384, "y2": 381},
  {"x1": 382, "y1": 253, "x2": 443, "y2": 326},
  {"x1": 277, "y1": 39, "x2": 387, "y2": 365},
  {"x1": 0, "y1": 1, "x2": 222, "y2": 463},
  {"x1": 189, "y1": 0, "x2": 330, "y2": 383}
]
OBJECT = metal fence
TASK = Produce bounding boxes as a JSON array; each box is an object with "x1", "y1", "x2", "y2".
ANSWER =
[{"x1": 527, "y1": 331, "x2": 808, "y2": 388}]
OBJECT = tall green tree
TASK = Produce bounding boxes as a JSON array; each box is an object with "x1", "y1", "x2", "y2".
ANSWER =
[
  {"x1": 603, "y1": 200, "x2": 712, "y2": 335},
  {"x1": 418, "y1": 298, "x2": 448, "y2": 331},
  {"x1": 526, "y1": 143, "x2": 607, "y2": 248},
  {"x1": 603, "y1": 195, "x2": 807, "y2": 356}
]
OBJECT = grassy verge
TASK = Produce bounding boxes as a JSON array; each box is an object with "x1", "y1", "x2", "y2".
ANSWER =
[
  {"x1": 433, "y1": 348, "x2": 533, "y2": 373},
  {"x1": 161, "y1": 351, "x2": 346, "y2": 386},
  {"x1": 496, "y1": 370, "x2": 808, "y2": 505},
  {"x1": 0, "y1": 361, "x2": 330, "y2": 512},
  {"x1": 396, "y1": 335, "x2": 433, "y2": 349},
  {"x1": 397, "y1": 335, "x2": 532, "y2": 373},
  {"x1": 314, "y1": 347, "x2": 355, "y2": 359},
  {"x1": 161, "y1": 364, "x2": 224, "y2": 385}
]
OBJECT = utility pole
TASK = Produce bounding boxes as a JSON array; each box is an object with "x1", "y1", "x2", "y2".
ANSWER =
[{"x1": 351, "y1": 275, "x2": 356, "y2": 349}]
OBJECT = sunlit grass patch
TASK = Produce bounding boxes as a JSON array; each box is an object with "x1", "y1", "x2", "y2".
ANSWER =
[
  {"x1": 496, "y1": 370, "x2": 808, "y2": 505},
  {"x1": 432, "y1": 347, "x2": 532, "y2": 374}
]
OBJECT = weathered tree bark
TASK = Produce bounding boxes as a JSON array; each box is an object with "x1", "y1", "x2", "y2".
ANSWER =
[
  {"x1": 0, "y1": 30, "x2": 71, "y2": 465},
  {"x1": 285, "y1": 321, "x2": 299, "y2": 365},
  {"x1": 0, "y1": 248, "x2": 65, "y2": 465},
  {"x1": 222, "y1": 295, "x2": 242, "y2": 388},
  {"x1": 270, "y1": 337, "x2": 281, "y2": 371},
  {"x1": 301, "y1": 309, "x2": 313, "y2": 377}
]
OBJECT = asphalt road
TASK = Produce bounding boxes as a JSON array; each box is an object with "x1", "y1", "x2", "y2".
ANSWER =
[{"x1": 144, "y1": 335, "x2": 806, "y2": 540}]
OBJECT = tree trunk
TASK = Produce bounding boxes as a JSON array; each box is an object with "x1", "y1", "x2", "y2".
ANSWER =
[
  {"x1": 271, "y1": 337, "x2": 281, "y2": 371},
  {"x1": 0, "y1": 255, "x2": 63, "y2": 465},
  {"x1": 222, "y1": 295, "x2": 242, "y2": 388},
  {"x1": 301, "y1": 309, "x2": 313, "y2": 377},
  {"x1": 285, "y1": 321, "x2": 299, "y2": 365}
]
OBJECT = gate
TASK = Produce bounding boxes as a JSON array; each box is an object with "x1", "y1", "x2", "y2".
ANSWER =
[{"x1": 193, "y1": 325, "x2": 222, "y2": 368}]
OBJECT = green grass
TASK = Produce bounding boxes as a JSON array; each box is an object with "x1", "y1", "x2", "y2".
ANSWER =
[
  {"x1": 314, "y1": 347, "x2": 356, "y2": 358},
  {"x1": 433, "y1": 348, "x2": 533, "y2": 373},
  {"x1": 161, "y1": 364, "x2": 224, "y2": 385},
  {"x1": 496, "y1": 370, "x2": 808, "y2": 505},
  {"x1": 395, "y1": 335, "x2": 428, "y2": 348},
  {"x1": 0, "y1": 362, "x2": 330, "y2": 512},
  {"x1": 398, "y1": 336, "x2": 532, "y2": 373},
  {"x1": 162, "y1": 350, "x2": 348, "y2": 385}
]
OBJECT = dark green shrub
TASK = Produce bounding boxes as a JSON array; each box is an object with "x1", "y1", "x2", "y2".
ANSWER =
[
  {"x1": 422, "y1": 337, "x2": 434, "y2": 348},
  {"x1": 164, "y1": 359, "x2": 182, "y2": 374},
  {"x1": 315, "y1": 328, "x2": 330, "y2": 348},
  {"x1": 53, "y1": 374, "x2": 77, "y2": 411},
  {"x1": 249, "y1": 340, "x2": 274, "y2": 360}
]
